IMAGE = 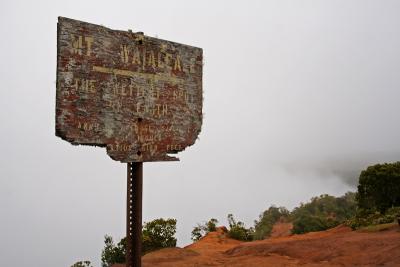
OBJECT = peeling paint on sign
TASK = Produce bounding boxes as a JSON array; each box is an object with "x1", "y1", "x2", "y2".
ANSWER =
[{"x1": 56, "y1": 17, "x2": 203, "y2": 162}]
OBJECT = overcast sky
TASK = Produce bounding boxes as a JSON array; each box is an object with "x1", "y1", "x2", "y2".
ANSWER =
[{"x1": 1, "y1": 1, "x2": 400, "y2": 266}]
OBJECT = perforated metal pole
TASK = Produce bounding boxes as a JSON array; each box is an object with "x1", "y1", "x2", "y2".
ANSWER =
[{"x1": 126, "y1": 162, "x2": 143, "y2": 267}]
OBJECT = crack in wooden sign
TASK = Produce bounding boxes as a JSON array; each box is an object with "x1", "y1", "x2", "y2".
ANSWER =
[{"x1": 56, "y1": 17, "x2": 203, "y2": 162}]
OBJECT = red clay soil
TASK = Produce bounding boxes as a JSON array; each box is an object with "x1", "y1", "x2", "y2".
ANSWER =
[
  {"x1": 113, "y1": 224, "x2": 400, "y2": 267},
  {"x1": 269, "y1": 220, "x2": 293, "y2": 238}
]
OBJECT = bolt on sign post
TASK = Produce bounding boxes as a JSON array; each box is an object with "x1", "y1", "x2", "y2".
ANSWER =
[{"x1": 56, "y1": 17, "x2": 203, "y2": 267}]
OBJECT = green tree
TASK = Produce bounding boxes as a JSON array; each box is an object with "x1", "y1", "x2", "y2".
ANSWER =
[
  {"x1": 142, "y1": 218, "x2": 177, "y2": 253},
  {"x1": 101, "y1": 235, "x2": 125, "y2": 267},
  {"x1": 227, "y1": 214, "x2": 254, "y2": 241},
  {"x1": 101, "y1": 218, "x2": 177, "y2": 267},
  {"x1": 291, "y1": 193, "x2": 356, "y2": 234},
  {"x1": 356, "y1": 162, "x2": 400, "y2": 213},
  {"x1": 191, "y1": 218, "x2": 219, "y2": 241}
]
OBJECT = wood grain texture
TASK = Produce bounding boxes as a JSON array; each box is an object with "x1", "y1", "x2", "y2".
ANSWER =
[{"x1": 56, "y1": 17, "x2": 203, "y2": 162}]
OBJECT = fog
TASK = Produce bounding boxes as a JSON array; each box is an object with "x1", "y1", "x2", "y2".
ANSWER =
[{"x1": 1, "y1": 1, "x2": 400, "y2": 266}]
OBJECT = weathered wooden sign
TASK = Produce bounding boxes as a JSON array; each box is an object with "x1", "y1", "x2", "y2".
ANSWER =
[{"x1": 56, "y1": 17, "x2": 203, "y2": 162}]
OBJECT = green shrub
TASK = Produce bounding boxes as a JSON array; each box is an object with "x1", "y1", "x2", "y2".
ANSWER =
[
  {"x1": 254, "y1": 206, "x2": 290, "y2": 240},
  {"x1": 292, "y1": 214, "x2": 339, "y2": 234},
  {"x1": 346, "y1": 207, "x2": 400, "y2": 229},
  {"x1": 70, "y1": 261, "x2": 93, "y2": 267},
  {"x1": 227, "y1": 214, "x2": 254, "y2": 241},
  {"x1": 142, "y1": 218, "x2": 177, "y2": 253},
  {"x1": 101, "y1": 218, "x2": 177, "y2": 267},
  {"x1": 291, "y1": 192, "x2": 356, "y2": 234},
  {"x1": 207, "y1": 218, "x2": 218, "y2": 232},
  {"x1": 191, "y1": 218, "x2": 219, "y2": 241}
]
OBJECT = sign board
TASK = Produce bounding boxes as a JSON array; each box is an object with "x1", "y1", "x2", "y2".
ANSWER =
[{"x1": 56, "y1": 17, "x2": 203, "y2": 162}]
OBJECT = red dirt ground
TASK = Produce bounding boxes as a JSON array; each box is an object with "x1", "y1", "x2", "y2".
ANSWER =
[
  {"x1": 269, "y1": 219, "x2": 293, "y2": 238},
  {"x1": 113, "y1": 224, "x2": 400, "y2": 267}
]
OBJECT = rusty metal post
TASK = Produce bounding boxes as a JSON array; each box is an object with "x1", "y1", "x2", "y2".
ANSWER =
[{"x1": 126, "y1": 162, "x2": 143, "y2": 267}]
